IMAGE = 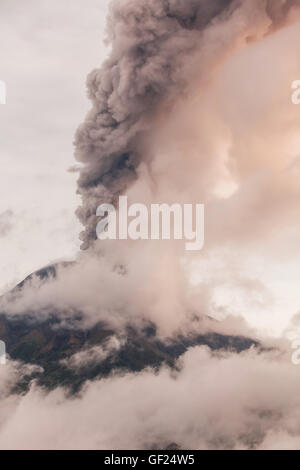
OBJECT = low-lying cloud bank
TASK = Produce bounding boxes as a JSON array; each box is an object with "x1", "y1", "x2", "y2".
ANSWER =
[{"x1": 0, "y1": 346, "x2": 299, "y2": 450}]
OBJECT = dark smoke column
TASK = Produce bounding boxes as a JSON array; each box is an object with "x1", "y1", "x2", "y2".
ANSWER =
[{"x1": 74, "y1": 0, "x2": 300, "y2": 250}]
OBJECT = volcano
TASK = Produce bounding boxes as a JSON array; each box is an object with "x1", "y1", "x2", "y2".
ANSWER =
[{"x1": 0, "y1": 263, "x2": 258, "y2": 394}]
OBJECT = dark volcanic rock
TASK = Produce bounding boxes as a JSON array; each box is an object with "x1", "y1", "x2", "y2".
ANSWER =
[{"x1": 0, "y1": 265, "x2": 259, "y2": 393}]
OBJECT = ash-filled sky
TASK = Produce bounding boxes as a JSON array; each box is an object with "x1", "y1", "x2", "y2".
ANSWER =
[
  {"x1": 2, "y1": 0, "x2": 300, "y2": 450},
  {"x1": 1, "y1": 0, "x2": 300, "y2": 335}
]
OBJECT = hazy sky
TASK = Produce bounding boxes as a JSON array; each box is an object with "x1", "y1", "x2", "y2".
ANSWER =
[
  {"x1": 1, "y1": 0, "x2": 300, "y2": 337},
  {"x1": 0, "y1": 0, "x2": 110, "y2": 293}
]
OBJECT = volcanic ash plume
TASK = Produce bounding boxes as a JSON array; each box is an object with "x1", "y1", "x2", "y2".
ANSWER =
[{"x1": 75, "y1": 0, "x2": 300, "y2": 249}]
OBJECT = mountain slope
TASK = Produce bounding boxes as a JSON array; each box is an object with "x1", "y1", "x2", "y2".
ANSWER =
[{"x1": 0, "y1": 264, "x2": 258, "y2": 393}]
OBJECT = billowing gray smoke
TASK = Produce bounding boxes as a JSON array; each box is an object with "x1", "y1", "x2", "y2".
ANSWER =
[{"x1": 75, "y1": 0, "x2": 300, "y2": 249}]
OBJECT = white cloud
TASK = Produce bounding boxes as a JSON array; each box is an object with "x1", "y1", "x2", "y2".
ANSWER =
[{"x1": 0, "y1": 346, "x2": 300, "y2": 450}]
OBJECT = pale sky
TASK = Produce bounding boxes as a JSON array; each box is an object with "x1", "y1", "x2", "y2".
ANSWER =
[{"x1": 0, "y1": 0, "x2": 110, "y2": 293}]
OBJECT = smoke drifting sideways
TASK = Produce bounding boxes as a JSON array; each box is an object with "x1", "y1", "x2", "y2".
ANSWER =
[{"x1": 75, "y1": 0, "x2": 300, "y2": 249}]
